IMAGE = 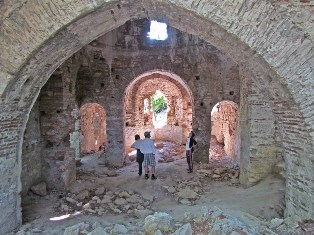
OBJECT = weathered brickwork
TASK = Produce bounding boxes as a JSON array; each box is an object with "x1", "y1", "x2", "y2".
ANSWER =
[
  {"x1": 0, "y1": 0, "x2": 313, "y2": 233},
  {"x1": 80, "y1": 103, "x2": 107, "y2": 154}
]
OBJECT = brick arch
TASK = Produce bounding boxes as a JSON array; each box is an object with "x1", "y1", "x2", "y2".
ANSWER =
[
  {"x1": 124, "y1": 70, "x2": 194, "y2": 152},
  {"x1": 126, "y1": 71, "x2": 194, "y2": 114},
  {"x1": 0, "y1": 0, "x2": 313, "y2": 232}
]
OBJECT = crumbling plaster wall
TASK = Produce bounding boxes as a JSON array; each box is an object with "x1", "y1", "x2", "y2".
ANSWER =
[{"x1": 0, "y1": 0, "x2": 313, "y2": 233}]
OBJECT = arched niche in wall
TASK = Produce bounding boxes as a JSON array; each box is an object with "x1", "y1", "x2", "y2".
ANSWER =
[
  {"x1": 210, "y1": 101, "x2": 239, "y2": 161},
  {"x1": 80, "y1": 103, "x2": 107, "y2": 154},
  {"x1": 124, "y1": 71, "x2": 194, "y2": 154}
]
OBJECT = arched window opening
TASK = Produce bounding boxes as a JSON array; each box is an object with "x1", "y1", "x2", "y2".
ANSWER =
[
  {"x1": 80, "y1": 103, "x2": 107, "y2": 155},
  {"x1": 151, "y1": 90, "x2": 168, "y2": 129},
  {"x1": 210, "y1": 101, "x2": 239, "y2": 162}
]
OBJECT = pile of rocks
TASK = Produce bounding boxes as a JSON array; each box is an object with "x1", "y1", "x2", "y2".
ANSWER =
[
  {"x1": 157, "y1": 142, "x2": 185, "y2": 163},
  {"x1": 163, "y1": 178, "x2": 203, "y2": 205},
  {"x1": 197, "y1": 164, "x2": 240, "y2": 185},
  {"x1": 158, "y1": 149, "x2": 176, "y2": 163},
  {"x1": 18, "y1": 206, "x2": 284, "y2": 235},
  {"x1": 57, "y1": 187, "x2": 155, "y2": 218}
]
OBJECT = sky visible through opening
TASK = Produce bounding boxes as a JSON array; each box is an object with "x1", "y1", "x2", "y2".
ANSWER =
[{"x1": 148, "y1": 21, "x2": 168, "y2": 40}]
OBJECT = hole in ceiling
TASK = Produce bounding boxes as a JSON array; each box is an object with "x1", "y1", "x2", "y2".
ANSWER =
[{"x1": 147, "y1": 21, "x2": 168, "y2": 41}]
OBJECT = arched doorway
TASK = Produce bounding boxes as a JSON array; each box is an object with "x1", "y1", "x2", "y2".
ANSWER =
[
  {"x1": 124, "y1": 71, "x2": 194, "y2": 155},
  {"x1": 210, "y1": 101, "x2": 239, "y2": 161}
]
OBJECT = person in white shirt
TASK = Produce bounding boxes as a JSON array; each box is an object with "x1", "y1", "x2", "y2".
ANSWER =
[{"x1": 140, "y1": 131, "x2": 157, "y2": 180}]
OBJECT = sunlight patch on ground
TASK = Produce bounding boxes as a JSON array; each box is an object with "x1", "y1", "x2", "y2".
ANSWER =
[
  {"x1": 49, "y1": 211, "x2": 81, "y2": 221},
  {"x1": 128, "y1": 150, "x2": 137, "y2": 156}
]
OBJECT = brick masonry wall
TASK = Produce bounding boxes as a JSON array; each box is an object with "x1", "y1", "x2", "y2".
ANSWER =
[{"x1": 0, "y1": 0, "x2": 313, "y2": 233}]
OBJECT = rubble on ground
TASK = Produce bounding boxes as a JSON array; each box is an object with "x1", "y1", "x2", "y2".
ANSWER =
[
  {"x1": 162, "y1": 178, "x2": 202, "y2": 205},
  {"x1": 158, "y1": 142, "x2": 185, "y2": 163},
  {"x1": 57, "y1": 188, "x2": 155, "y2": 218},
  {"x1": 17, "y1": 206, "x2": 293, "y2": 235}
]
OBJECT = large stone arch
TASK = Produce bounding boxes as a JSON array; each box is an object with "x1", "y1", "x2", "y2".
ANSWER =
[{"x1": 0, "y1": 0, "x2": 313, "y2": 233}]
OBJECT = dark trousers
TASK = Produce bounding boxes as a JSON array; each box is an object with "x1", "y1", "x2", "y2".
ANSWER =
[
  {"x1": 137, "y1": 150, "x2": 144, "y2": 175},
  {"x1": 138, "y1": 159, "x2": 144, "y2": 175},
  {"x1": 186, "y1": 150, "x2": 193, "y2": 171}
]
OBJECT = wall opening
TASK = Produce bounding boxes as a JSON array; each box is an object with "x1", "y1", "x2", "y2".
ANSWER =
[
  {"x1": 124, "y1": 71, "x2": 194, "y2": 156},
  {"x1": 147, "y1": 20, "x2": 168, "y2": 41},
  {"x1": 210, "y1": 101, "x2": 239, "y2": 162},
  {"x1": 151, "y1": 90, "x2": 168, "y2": 129}
]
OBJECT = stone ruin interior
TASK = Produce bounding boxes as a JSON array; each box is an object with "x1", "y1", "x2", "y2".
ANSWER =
[{"x1": 0, "y1": 1, "x2": 313, "y2": 234}]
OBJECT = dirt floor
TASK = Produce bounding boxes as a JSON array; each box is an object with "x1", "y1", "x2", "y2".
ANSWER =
[{"x1": 18, "y1": 141, "x2": 288, "y2": 235}]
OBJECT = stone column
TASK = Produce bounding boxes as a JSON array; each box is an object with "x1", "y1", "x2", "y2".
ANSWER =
[
  {"x1": 102, "y1": 90, "x2": 125, "y2": 166},
  {"x1": 193, "y1": 103, "x2": 210, "y2": 164},
  {"x1": 237, "y1": 72, "x2": 251, "y2": 187}
]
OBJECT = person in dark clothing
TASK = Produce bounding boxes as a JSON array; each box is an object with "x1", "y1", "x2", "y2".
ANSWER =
[
  {"x1": 131, "y1": 134, "x2": 145, "y2": 176},
  {"x1": 185, "y1": 131, "x2": 197, "y2": 173}
]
